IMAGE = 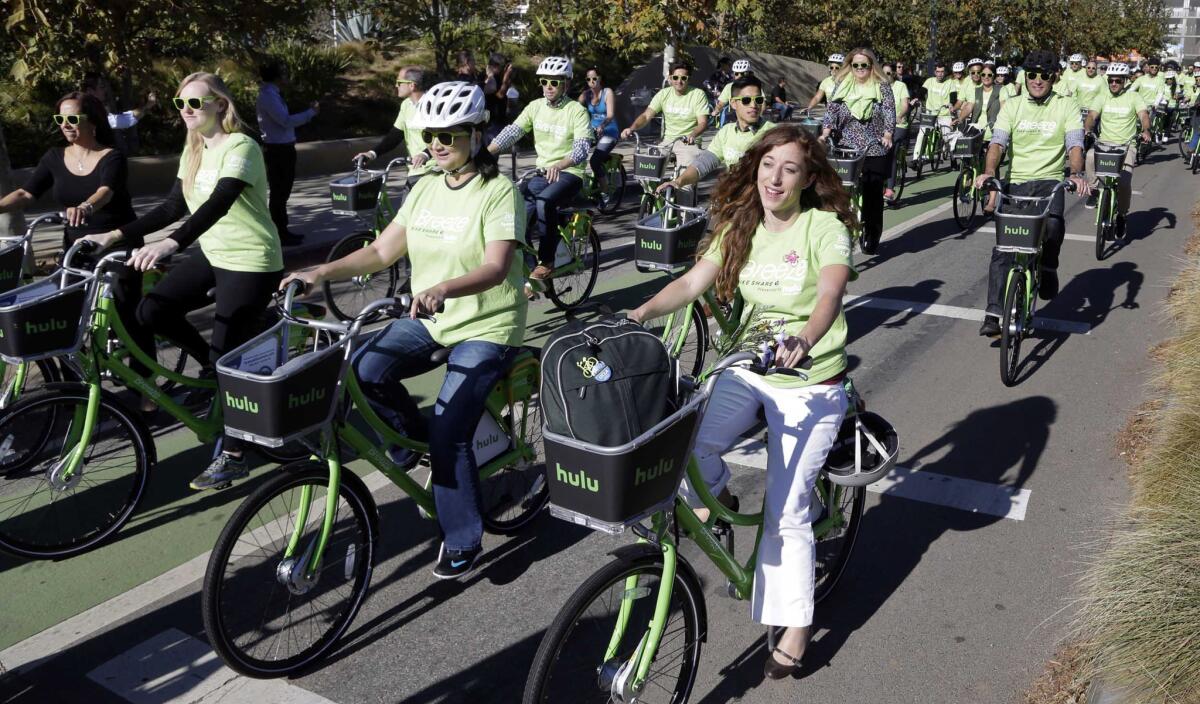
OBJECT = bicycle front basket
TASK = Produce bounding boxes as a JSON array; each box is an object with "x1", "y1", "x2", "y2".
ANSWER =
[
  {"x1": 993, "y1": 209, "x2": 1046, "y2": 254},
  {"x1": 951, "y1": 131, "x2": 983, "y2": 158},
  {"x1": 0, "y1": 270, "x2": 91, "y2": 363},
  {"x1": 633, "y1": 151, "x2": 669, "y2": 180},
  {"x1": 545, "y1": 394, "x2": 703, "y2": 535},
  {"x1": 0, "y1": 242, "x2": 25, "y2": 294},
  {"x1": 916, "y1": 111, "x2": 939, "y2": 128},
  {"x1": 635, "y1": 205, "x2": 707, "y2": 271},
  {"x1": 329, "y1": 171, "x2": 384, "y2": 216},
  {"x1": 830, "y1": 152, "x2": 865, "y2": 186},
  {"x1": 1094, "y1": 148, "x2": 1125, "y2": 179},
  {"x1": 216, "y1": 320, "x2": 350, "y2": 447}
]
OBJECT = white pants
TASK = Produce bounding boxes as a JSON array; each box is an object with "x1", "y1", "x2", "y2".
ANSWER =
[{"x1": 681, "y1": 368, "x2": 848, "y2": 627}]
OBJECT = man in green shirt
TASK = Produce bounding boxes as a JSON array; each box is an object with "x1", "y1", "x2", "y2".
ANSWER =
[
  {"x1": 1133, "y1": 57, "x2": 1166, "y2": 106},
  {"x1": 657, "y1": 76, "x2": 776, "y2": 193},
  {"x1": 355, "y1": 66, "x2": 431, "y2": 189},
  {"x1": 912, "y1": 62, "x2": 954, "y2": 163},
  {"x1": 974, "y1": 50, "x2": 1090, "y2": 337},
  {"x1": 883, "y1": 61, "x2": 911, "y2": 200},
  {"x1": 1083, "y1": 62, "x2": 1151, "y2": 238},
  {"x1": 712, "y1": 59, "x2": 756, "y2": 126},
  {"x1": 807, "y1": 53, "x2": 845, "y2": 109},
  {"x1": 1074, "y1": 59, "x2": 1106, "y2": 110},
  {"x1": 1062, "y1": 53, "x2": 1087, "y2": 95},
  {"x1": 488, "y1": 56, "x2": 592, "y2": 279},
  {"x1": 623, "y1": 61, "x2": 710, "y2": 167}
]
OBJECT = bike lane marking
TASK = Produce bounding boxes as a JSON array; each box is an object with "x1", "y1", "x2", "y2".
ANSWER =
[
  {"x1": 725, "y1": 438, "x2": 1031, "y2": 521},
  {"x1": 87, "y1": 628, "x2": 335, "y2": 704},
  {"x1": 843, "y1": 294, "x2": 1092, "y2": 335}
]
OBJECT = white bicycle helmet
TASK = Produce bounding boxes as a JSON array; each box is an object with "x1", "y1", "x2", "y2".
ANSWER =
[
  {"x1": 1069, "y1": 53, "x2": 1086, "y2": 63},
  {"x1": 414, "y1": 81, "x2": 488, "y2": 129},
  {"x1": 828, "y1": 53, "x2": 845, "y2": 64},
  {"x1": 967, "y1": 57, "x2": 985, "y2": 68},
  {"x1": 1193, "y1": 61, "x2": 1200, "y2": 68},
  {"x1": 952, "y1": 61, "x2": 965, "y2": 72},
  {"x1": 1164, "y1": 70, "x2": 1178, "y2": 79},
  {"x1": 732, "y1": 59, "x2": 753, "y2": 73},
  {"x1": 1106, "y1": 63, "x2": 1130, "y2": 77},
  {"x1": 996, "y1": 66, "x2": 1010, "y2": 76},
  {"x1": 537, "y1": 56, "x2": 573, "y2": 78},
  {"x1": 823, "y1": 411, "x2": 899, "y2": 488}
]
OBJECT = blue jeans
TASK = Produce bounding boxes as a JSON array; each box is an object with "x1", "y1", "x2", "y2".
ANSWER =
[
  {"x1": 352, "y1": 318, "x2": 518, "y2": 551},
  {"x1": 773, "y1": 100, "x2": 794, "y2": 121},
  {"x1": 986, "y1": 180, "x2": 1065, "y2": 316},
  {"x1": 1189, "y1": 112, "x2": 1200, "y2": 151},
  {"x1": 520, "y1": 171, "x2": 583, "y2": 265}
]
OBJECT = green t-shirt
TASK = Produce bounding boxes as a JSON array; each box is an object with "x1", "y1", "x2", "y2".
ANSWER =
[
  {"x1": 830, "y1": 79, "x2": 882, "y2": 120},
  {"x1": 177, "y1": 132, "x2": 282, "y2": 272},
  {"x1": 1001, "y1": 83, "x2": 1021, "y2": 101},
  {"x1": 970, "y1": 87, "x2": 999, "y2": 139},
  {"x1": 1073, "y1": 74, "x2": 1106, "y2": 109},
  {"x1": 513, "y1": 98, "x2": 592, "y2": 177},
  {"x1": 1133, "y1": 74, "x2": 1166, "y2": 103},
  {"x1": 1093, "y1": 88, "x2": 1149, "y2": 144},
  {"x1": 649, "y1": 86, "x2": 710, "y2": 142},
  {"x1": 818, "y1": 75, "x2": 840, "y2": 101},
  {"x1": 1181, "y1": 81, "x2": 1200, "y2": 103},
  {"x1": 707, "y1": 121, "x2": 776, "y2": 166},
  {"x1": 923, "y1": 77, "x2": 955, "y2": 116},
  {"x1": 959, "y1": 78, "x2": 983, "y2": 102},
  {"x1": 701, "y1": 209, "x2": 852, "y2": 388},
  {"x1": 394, "y1": 173, "x2": 527, "y2": 347},
  {"x1": 890, "y1": 80, "x2": 911, "y2": 128},
  {"x1": 393, "y1": 98, "x2": 430, "y2": 176},
  {"x1": 719, "y1": 82, "x2": 733, "y2": 104},
  {"x1": 1061, "y1": 68, "x2": 1086, "y2": 94},
  {"x1": 992, "y1": 92, "x2": 1082, "y2": 184}
]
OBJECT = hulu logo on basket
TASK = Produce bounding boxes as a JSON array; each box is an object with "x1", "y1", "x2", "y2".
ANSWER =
[
  {"x1": 225, "y1": 392, "x2": 259, "y2": 414},
  {"x1": 332, "y1": 192, "x2": 349, "y2": 203},
  {"x1": 288, "y1": 388, "x2": 325, "y2": 409},
  {"x1": 554, "y1": 458, "x2": 675, "y2": 494},
  {"x1": 634, "y1": 458, "x2": 674, "y2": 486},
  {"x1": 1003, "y1": 225, "x2": 1032, "y2": 238},
  {"x1": 24, "y1": 320, "x2": 68, "y2": 335},
  {"x1": 640, "y1": 239, "x2": 663, "y2": 251}
]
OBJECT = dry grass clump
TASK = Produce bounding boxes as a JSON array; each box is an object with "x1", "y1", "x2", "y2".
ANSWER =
[
  {"x1": 1073, "y1": 206, "x2": 1200, "y2": 703},
  {"x1": 1023, "y1": 644, "x2": 1090, "y2": 704}
]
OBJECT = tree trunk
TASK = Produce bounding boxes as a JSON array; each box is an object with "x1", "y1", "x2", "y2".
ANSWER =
[{"x1": 0, "y1": 122, "x2": 24, "y2": 239}]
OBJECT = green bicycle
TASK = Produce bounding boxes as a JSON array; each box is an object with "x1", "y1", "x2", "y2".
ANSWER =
[
  {"x1": 828, "y1": 144, "x2": 869, "y2": 249},
  {"x1": 986, "y1": 178, "x2": 1076, "y2": 386},
  {"x1": 950, "y1": 127, "x2": 987, "y2": 232},
  {"x1": 582, "y1": 143, "x2": 628, "y2": 215},
  {"x1": 632, "y1": 134, "x2": 693, "y2": 220},
  {"x1": 517, "y1": 168, "x2": 602, "y2": 310},
  {"x1": 0, "y1": 242, "x2": 312, "y2": 559},
  {"x1": 1092, "y1": 140, "x2": 1136, "y2": 259},
  {"x1": 324, "y1": 156, "x2": 412, "y2": 321},
  {"x1": 523, "y1": 351, "x2": 897, "y2": 703},
  {"x1": 910, "y1": 104, "x2": 949, "y2": 177},
  {"x1": 201, "y1": 284, "x2": 548, "y2": 678}
]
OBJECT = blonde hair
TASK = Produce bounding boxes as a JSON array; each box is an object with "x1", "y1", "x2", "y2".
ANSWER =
[
  {"x1": 177, "y1": 72, "x2": 246, "y2": 193},
  {"x1": 833, "y1": 48, "x2": 887, "y2": 87}
]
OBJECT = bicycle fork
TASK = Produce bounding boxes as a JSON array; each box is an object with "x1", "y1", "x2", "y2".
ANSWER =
[
  {"x1": 280, "y1": 443, "x2": 344, "y2": 594},
  {"x1": 600, "y1": 538, "x2": 679, "y2": 702},
  {"x1": 47, "y1": 383, "x2": 102, "y2": 491}
]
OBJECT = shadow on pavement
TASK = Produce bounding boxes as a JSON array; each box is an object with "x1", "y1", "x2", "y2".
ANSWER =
[{"x1": 845, "y1": 279, "x2": 946, "y2": 346}]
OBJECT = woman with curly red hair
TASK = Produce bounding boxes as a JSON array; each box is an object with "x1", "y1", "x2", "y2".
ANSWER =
[{"x1": 629, "y1": 124, "x2": 857, "y2": 680}]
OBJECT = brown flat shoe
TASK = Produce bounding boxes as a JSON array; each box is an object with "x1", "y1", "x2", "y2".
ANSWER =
[
  {"x1": 529, "y1": 264, "x2": 555, "y2": 280},
  {"x1": 763, "y1": 647, "x2": 803, "y2": 680}
]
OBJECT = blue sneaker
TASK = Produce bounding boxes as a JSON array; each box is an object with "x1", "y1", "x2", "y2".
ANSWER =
[
  {"x1": 432, "y1": 543, "x2": 482, "y2": 580},
  {"x1": 190, "y1": 453, "x2": 248, "y2": 490},
  {"x1": 387, "y1": 445, "x2": 422, "y2": 471}
]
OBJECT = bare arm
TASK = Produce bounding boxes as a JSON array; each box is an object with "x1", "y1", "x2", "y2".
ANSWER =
[
  {"x1": 0, "y1": 189, "x2": 35, "y2": 214},
  {"x1": 622, "y1": 107, "x2": 658, "y2": 137},
  {"x1": 688, "y1": 114, "x2": 709, "y2": 141},
  {"x1": 807, "y1": 89, "x2": 826, "y2": 110},
  {"x1": 628, "y1": 259, "x2": 719, "y2": 322},
  {"x1": 314, "y1": 218, "x2": 409, "y2": 282},
  {"x1": 1085, "y1": 110, "x2": 1099, "y2": 133}
]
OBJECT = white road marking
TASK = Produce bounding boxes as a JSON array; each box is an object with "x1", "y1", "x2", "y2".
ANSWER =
[
  {"x1": 725, "y1": 439, "x2": 1030, "y2": 521},
  {"x1": 0, "y1": 470, "x2": 394, "y2": 674},
  {"x1": 87, "y1": 628, "x2": 335, "y2": 704},
  {"x1": 843, "y1": 294, "x2": 1092, "y2": 335}
]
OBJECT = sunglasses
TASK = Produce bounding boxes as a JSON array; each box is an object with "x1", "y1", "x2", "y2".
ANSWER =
[
  {"x1": 1108, "y1": 78, "x2": 1125, "y2": 84},
  {"x1": 586, "y1": 76, "x2": 600, "y2": 83},
  {"x1": 1087, "y1": 66, "x2": 1098, "y2": 70},
  {"x1": 969, "y1": 70, "x2": 981, "y2": 75},
  {"x1": 395, "y1": 79, "x2": 414, "y2": 87},
  {"x1": 1025, "y1": 71, "x2": 1054, "y2": 81},
  {"x1": 851, "y1": 63, "x2": 871, "y2": 69},
  {"x1": 52, "y1": 113, "x2": 87, "y2": 126},
  {"x1": 420, "y1": 130, "x2": 469, "y2": 146},
  {"x1": 538, "y1": 78, "x2": 564, "y2": 87},
  {"x1": 173, "y1": 96, "x2": 217, "y2": 110},
  {"x1": 733, "y1": 72, "x2": 746, "y2": 78},
  {"x1": 982, "y1": 72, "x2": 995, "y2": 77},
  {"x1": 733, "y1": 95, "x2": 766, "y2": 106},
  {"x1": 883, "y1": 71, "x2": 894, "y2": 77},
  {"x1": 669, "y1": 74, "x2": 689, "y2": 82},
  {"x1": 828, "y1": 65, "x2": 841, "y2": 71}
]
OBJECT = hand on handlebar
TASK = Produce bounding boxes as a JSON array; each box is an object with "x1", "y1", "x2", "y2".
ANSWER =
[
  {"x1": 1068, "y1": 174, "x2": 1091, "y2": 197},
  {"x1": 620, "y1": 127, "x2": 635, "y2": 140},
  {"x1": 352, "y1": 151, "x2": 375, "y2": 165},
  {"x1": 410, "y1": 285, "x2": 447, "y2": 319},
  {"x1": 974, "y1": 172, "x2": 996, "y2": 191},
  {"x1": 411, "y1": 152, "x2": 429, "y2": 168},
  {"x1": 655, "y1": 179, "x2": 680, "y2": 195},
  {"x1": 128, "y1": 239, "x2": 179, "y2": 272},
  {"x1": 681, "y1": 135, "x2": 695, "y2": 145},
  {"x1": 79, "y1": 231, "x2": 123, "y2": 251},
  {"x1": 279, "y1": 268, "x2": 322, "y2": 295}
]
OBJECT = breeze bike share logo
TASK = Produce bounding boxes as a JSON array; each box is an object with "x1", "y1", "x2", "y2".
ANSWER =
[{"x1": 554, "y1": 458, "x2": 675, "y2": 494}]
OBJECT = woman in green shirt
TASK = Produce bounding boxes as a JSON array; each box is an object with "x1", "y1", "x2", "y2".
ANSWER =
[
  {"x1": 85, "y1": 72, "x2": 284, "y2": 491},
  {"x1": 628, "y1": 125, "x2": 857, "y2": 681},
  {"x1": 284, "y1": 83, "x2": 527, "y2": 580}
]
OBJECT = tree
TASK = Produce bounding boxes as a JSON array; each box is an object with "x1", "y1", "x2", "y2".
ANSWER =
[{"x1": 0, "y1": 122, "x2": 22, "y2": 239}]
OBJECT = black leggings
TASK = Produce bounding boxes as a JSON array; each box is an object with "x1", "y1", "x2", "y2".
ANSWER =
[
  {"x1": 860, "y1": 154, "x2": 889, "y2": 246},
  {"x1": 136, "y1": 253, "x2": 281, "y2": 451}
]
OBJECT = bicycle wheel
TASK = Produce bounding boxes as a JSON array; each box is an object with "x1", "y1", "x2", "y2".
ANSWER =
[
  {"x1": 481, "y1": 394, "x2": 549, "y2": 534},
  {"x1": 645, "y1": 303, "x2": 708, "y2": 379},
  {"x1": 523, "y1": 551, "x2": 704, "y2": 704},
  {"x1": 202, "y1": 461, "x2": 377, "y2": 678},
  {"x1": 952, "y1": 169, "x2": 979, "y2": 231},
  {"x1": 598, "y1": 162, "x2": 627, "y2": 215},
  {"x1": 999, "y1": 271, "x2": 1028, "y2": 387},
  {"x1": 812, "y1": 476, "x2": 866, "y2": 603},
  {"x1": 0, "y1": 358, "x2": 61, "y2": 410},
  {"x1": 0, "y1": 385, "x2": 153, "y2": 559},
  {"x1": 546, "y1": 227, "x2": 601, "y2": 311},
  {"x1": 891, "y1": 150, "x2": 907, "y2": 204},
  {"x1": 322, "y1": 232, "x2": 400, "y2": 322},
  {"x1": 1095, "y1": 188, "x2": 1112, "y2": 260},
  {"x1": 1177, "y1": 127, "x2": 1192, "y2": 159}
]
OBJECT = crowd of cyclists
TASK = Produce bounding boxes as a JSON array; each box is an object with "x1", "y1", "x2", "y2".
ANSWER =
[{"x1": 2, "y1": 43, "x2": 1197, "y2": 689}]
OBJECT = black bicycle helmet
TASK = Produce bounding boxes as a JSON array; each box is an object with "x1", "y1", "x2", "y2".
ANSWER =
[
  {"x1": 823, "y1": 411, "x2": 899, "y2": 487},
  {"x1": 1022, "y1": 50, "x2": 1059, "y2": 74},
  {"x1": 1146, "y1": 56, "x2": 1161, "y2": 66}
]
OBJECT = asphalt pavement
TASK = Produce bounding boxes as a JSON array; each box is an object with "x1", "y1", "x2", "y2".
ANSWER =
[{"x1": 0, "y1": 135, "x2": 1192, "y2": 704}]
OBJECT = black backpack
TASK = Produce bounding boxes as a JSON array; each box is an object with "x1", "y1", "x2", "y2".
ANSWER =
[{"x1": 541, "y1": 319, "x2": 677, "y2": 447}]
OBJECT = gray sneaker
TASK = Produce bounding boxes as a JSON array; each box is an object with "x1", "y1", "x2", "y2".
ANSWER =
[{"x1": 190, "y1": 453, "x2": 249, "y2": 490}]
